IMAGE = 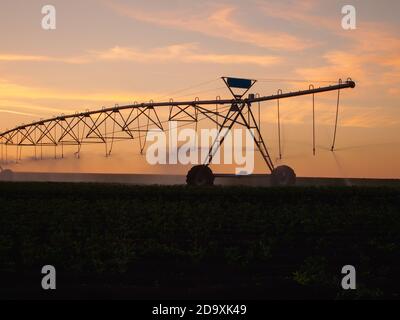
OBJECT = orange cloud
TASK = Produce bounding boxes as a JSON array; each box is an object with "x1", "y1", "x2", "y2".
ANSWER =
[
  {"x1": 257, "y1": 1, "x2": 400, "y2": 95},
  {"x1": 0, "y1": 109, "x2": 38, "y2": 117},
  {"x1": 0, "y1": 79, "x2": 157, "y2": 106},
  {"x1": 0, "y1": 54, "x2": 88, "y2": 64},
  {"x1": 0, "y1": 43, "x2": 282, "y2": 67},
  {"x1": 105, "y1": 2, "x2": 312, "y2": 51},
  {"x1": 93, "y1": 44, "x2": 282, "y2": 66},
  {"x1": 259, "y1": 0, "x2": 338, "y2": 31},
  {"x1": 295, "y1": 50, "x2": 368, "y2": 83}
]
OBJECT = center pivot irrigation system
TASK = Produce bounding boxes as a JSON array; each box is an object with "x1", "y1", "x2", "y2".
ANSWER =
[{"x1": 0, "y1": 77, "x2": 355, "y2": 186}]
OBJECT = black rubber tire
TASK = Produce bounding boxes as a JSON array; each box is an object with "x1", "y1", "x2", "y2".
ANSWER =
[
  {"x1": 186, "y1": 165, "x2": 215, "y2": 186},
  {"x1": 271, "y1": 165, "x2": 296, "y2": 186}
]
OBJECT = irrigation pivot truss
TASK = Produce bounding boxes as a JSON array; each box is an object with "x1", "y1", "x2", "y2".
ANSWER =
[{"x1": 0, "y1": 77, "x2": 356, "y2": 186}]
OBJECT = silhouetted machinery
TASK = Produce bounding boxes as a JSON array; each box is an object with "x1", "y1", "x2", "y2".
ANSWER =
[{"x1": 0, "y1": 77, "x2": 355, "y2": 186}]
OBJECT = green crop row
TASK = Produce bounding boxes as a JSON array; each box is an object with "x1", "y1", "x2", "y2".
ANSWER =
[{"x1": 0, "y1": 182, "x2": 399, "y2": 299}]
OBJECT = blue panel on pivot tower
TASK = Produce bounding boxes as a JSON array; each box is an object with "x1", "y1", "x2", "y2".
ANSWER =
[{"x1": 226, "y1": 77, "x2": 252, "y2": 89}]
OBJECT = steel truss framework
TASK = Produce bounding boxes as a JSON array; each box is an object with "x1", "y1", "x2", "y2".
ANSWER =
[{"x1": 0, "y1": 77, "x2": 355, "y2": 173}]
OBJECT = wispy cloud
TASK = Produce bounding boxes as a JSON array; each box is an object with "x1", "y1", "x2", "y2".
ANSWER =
[
  {"x1": 93, "y1": 43, "x2": 282, "y2": 66},
  {"x1": 0, "y1": 43, "x2": 282, "y2": 67},
  {"x1": 0, "y1": 54, "x2": 88, "y2": 64},
  {"x1": 0, "y1": 99, "x2": 70, "y2": 115},
  {"x1": 257, "y1": 1, "x2": 400, "y2": 95},
  {"x1": 0, "y1": 109, "x2": 38, "y2": 117},
  {"x1": 294, "y1": 26, "x2": 400, "y2": 96},
  {"x1": 105, "y1": 2, "x2": 312, "y2": 51},
  {"x1": 0, "y1": 79, "x2": 157, "y2": 106},
  {"x1": 295, "y1": 50, "x2": 367, "y2": 82},
  {"x1": 258, "y1": 0, "x2": 338, "y2": 31}
]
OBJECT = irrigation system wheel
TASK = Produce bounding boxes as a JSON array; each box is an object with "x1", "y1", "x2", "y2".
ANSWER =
[
  {"x1": 271, "y1": 165, "x2": 296, "y2": 186},
  {"x1": 186, "y1": 165, "x2": 215, "y2": 186}
]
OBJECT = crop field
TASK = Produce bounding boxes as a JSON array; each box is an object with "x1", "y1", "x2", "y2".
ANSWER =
[{"x1": 0, "y1": 182, "x2": 399, "y2": 299}]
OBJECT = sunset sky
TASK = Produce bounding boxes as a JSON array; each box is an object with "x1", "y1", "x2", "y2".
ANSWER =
[{"x1": 0, "y1": 0, "x2": 399, "y2": 178}]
